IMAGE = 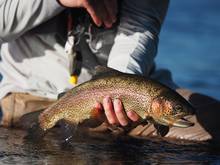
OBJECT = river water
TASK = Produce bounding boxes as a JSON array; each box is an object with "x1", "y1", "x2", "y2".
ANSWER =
[
  {"x1": 0, "y1": 127, "x2": 220, "y2": 165},
  {"x1": 1, "y1": 0, "x2": 220, "y2": 165},
  {"x1": 156, "y1": 0, "x2": 220, "y2": 100}
]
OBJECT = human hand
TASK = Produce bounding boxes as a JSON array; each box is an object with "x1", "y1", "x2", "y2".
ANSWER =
[
  {"x1": 95, "y1": 96, "x2": 140, "y2": 126},
  {"x1": 58, "y1": 0, "x2": 118, "y2": 28}
]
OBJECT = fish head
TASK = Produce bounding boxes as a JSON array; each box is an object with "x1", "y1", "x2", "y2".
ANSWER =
[{"x1": 150, "y1": 93, "x2": 195, "y2": 128}]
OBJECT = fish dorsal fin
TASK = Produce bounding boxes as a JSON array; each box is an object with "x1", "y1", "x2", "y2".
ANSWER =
[{"x1": 92, "y1": 65, "x2": 123, "y2": 79}]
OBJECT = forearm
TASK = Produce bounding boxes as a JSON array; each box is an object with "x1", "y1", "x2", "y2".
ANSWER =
[
  {"x1": 0, "y1": 0, "x2": 64, "y2": 44},
  {"x1": 108, "y1": 0, "x2": 169, "y2": 76}
]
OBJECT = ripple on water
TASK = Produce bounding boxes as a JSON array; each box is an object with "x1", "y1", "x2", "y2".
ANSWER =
[{"x1": 1, "y1": 127, "x2": 220, "y2": 165}]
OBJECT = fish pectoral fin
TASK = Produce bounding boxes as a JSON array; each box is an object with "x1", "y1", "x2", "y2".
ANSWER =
[
  {"x1": 154, "y1": 117, "x2": 194, "y2": 128},
  {"x1": 153, "y1": 123, "x2": 169, "y2": 137}
]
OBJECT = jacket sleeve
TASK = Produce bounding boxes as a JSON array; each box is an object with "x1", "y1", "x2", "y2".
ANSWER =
[
  {"x1": 107, "y1": 0, "x2": 169, "y2": 76},
  {"x1": 0, "y1": 0, "x2": 64, "y2": 44}
]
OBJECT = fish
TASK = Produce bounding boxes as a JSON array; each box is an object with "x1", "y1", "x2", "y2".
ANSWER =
[{"x1": 39, "y1": 66, "x2": 195, "y2": 132}]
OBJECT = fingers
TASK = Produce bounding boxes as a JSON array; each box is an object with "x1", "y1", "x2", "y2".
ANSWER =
[
  {"x1": 102, "y1": 97, "x2": 140, "y2": 126},
  {"x1": 83, "y1": 0, "x2": 118, "y2": 27},
  {"x1": 83, "y1": 0, "x2": 102, "y2": 26},
  {"x1": 58, "y1": 0, "x2": 118, "y2": 27},
  {"x1": 127, "y1": 111, "x2": 140, "y2": 122},
  {"x1": 95, "y1": 1, "x2": 112, "y2": 28},
  {"x1": 103, "y1": 96, "x2": 118, "y2": 124},
  {"x1": 113, "y1": 99, "x2": 128, "y2": 126}
]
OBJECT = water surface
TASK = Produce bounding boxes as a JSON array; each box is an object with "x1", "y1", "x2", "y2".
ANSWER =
[{"x1": 1, "y1": 127, "x2": 220, "y2": 165}]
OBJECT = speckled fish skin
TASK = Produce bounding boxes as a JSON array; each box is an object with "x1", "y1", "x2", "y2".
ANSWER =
[{"x1": 39, "y1": 73, "x2": 195, "y2": 131}]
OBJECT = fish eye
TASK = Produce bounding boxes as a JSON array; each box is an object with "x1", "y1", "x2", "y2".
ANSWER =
[{"x1": 175, "y1": 105, "x2": 182, "y2": 111}]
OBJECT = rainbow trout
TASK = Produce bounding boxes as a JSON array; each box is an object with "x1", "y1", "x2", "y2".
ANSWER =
[{"x1": 39, "y1": 66, "x2": 194, "y2": 131}]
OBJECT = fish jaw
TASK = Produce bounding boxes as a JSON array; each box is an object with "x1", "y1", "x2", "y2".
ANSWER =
[
  {"x1": 172, "y1": 117, "x2": 194, "y2": 128},
  {"x1": 153, "y1": 116, "x2": 194, "y2": 128}
]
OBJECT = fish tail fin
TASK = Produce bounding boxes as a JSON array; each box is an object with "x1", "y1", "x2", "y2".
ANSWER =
[{"x1": 25, "y1": 122, "x2": 47, "y2": 141}]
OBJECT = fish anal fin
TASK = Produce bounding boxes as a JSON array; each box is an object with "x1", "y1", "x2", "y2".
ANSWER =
[{"x1": 88, "y1": 122, "x2": 110, "y2": 132}]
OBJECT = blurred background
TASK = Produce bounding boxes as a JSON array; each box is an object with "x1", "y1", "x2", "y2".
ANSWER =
[{"x1": 156, "y1": 0, "x2": 220, "y2": 100}]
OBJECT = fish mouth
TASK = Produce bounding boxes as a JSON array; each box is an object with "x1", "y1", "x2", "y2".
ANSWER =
[
  {"x1": 172, "y1": 117, "x2": 194, "y2": 128},
  {"x1": 154, "y1": 116, "x2": 194, "y2": 128},
  {"x1": 168, "y1": 112, "x2": 195, "y2": 128}
]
